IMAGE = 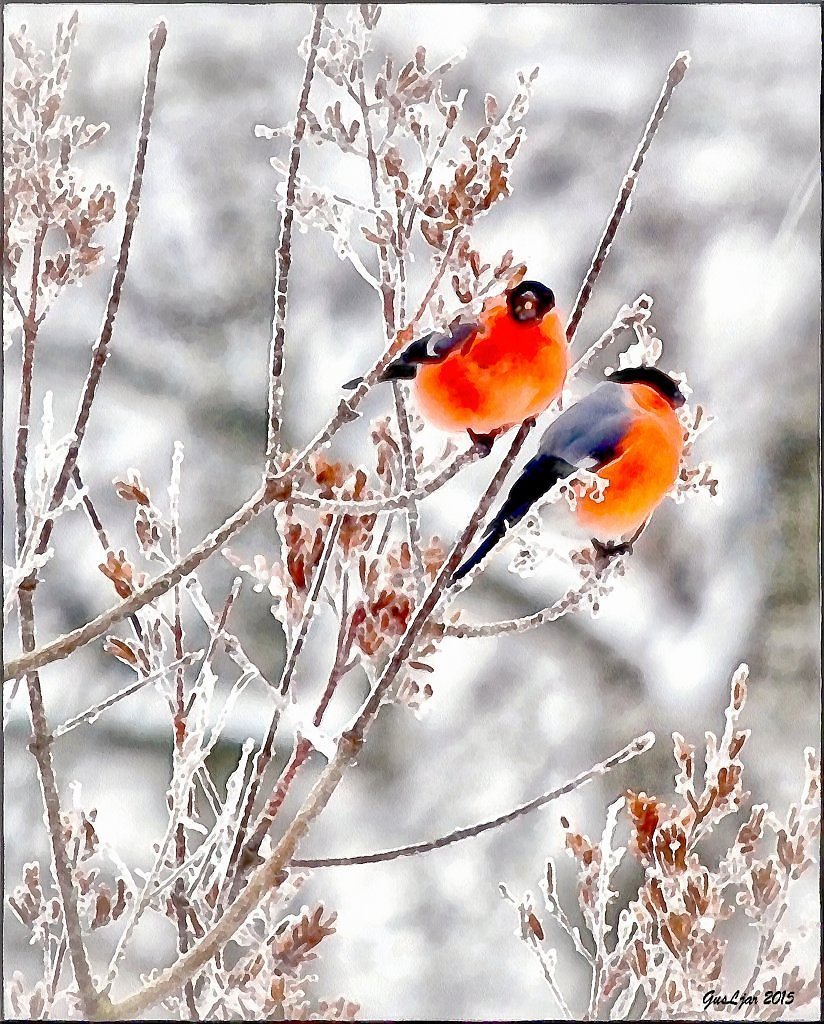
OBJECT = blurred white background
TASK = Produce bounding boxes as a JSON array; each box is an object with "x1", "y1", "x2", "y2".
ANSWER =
[{"x1": 3, "y1": 4, "x2": 820, "y2": 1019}]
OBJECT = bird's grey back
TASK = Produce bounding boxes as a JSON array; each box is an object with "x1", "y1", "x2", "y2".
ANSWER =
[{"x1": 537, "y1": 382, "x2": 632, "y2": 467}]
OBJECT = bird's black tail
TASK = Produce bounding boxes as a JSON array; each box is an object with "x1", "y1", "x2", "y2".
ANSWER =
[
  {"x1": 453, "y1": 516, "x2": 510, "y2": 581},
  {"x1": 453, "y1": 454, "x2": 577, "y2": 581},
  {"x1": 379, "y1": 359, "x2": 417, "y2": 381},
  {"x1": 342, "y1": 358, "x2": 416, "y2": 392}
]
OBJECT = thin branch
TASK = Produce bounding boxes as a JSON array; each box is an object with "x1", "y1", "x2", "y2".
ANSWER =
[
  {"x1": 356, "y1": 60, "x2": 396, "y2": 333},
  {"x1": 17, "y1": 601, "x2": 99, "y2": 1014},
  {"x1": 266, "y1": 3, "x2": 326, "y2": 458},
  {"x1": 500, "y1": 883, "x2": 574, "y2": 1021},
  {"x1": 293, "y1": 732, "x2": 655, "y2": 867},
  {"x1": 567, "y1": 294, "x2": 653, "y2": 379},
  {"x1": 50, "y1": 652, "x2": 201, "y2": 739},
  {"x1": 231, "y1": 593, "x2": 360, "y2": 891},
  {"x1": 355, "y1": 54, "x2": 425, "y2": 598},
  {"x1": 13, "y1": 218, "x2": 47, "y2": 555},
  {"x1": 167, "y1": 445, "x2": 197, "y2": 1022},
  {"x1": 445, "y1": 584, "x2": 587, "y2": 639},
  {"x1": 72, "y1": 466, "x2": 110, "y2": 549},
  {"x1": 313, "y1": 603, "x2": 359, "y2": 727},
  {"x1": 235, "y1": 733, "x2": 313, "y2": 884},
  {"x1": 280, "y1": 514, "x2": 342, "y2": 696},
  {"x1": 184, "y1": 575, "x2": 275, "y2": 690},
  {"x1": 219, "y1": 515, "x2": 342, "y2": 902},
  {"x1": 30, "y1": 21, "x2": 168, "y2": 564},
  {"x1": 72, "y1": 466, "x2": 143, "y2": 637},
  {"x1": 287, "y1": 439, "x2": 483, "y2": 514},
  {"x1": 4, "y1": 278, "x2": 27, "y2": 319},
  {"x1": 565, "y1": 52, "x2": 690, "y2": 344}
]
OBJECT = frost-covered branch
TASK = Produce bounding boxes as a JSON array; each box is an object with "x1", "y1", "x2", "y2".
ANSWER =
[
  {"x1": 5, "y1": 18, "x2": 167, "y2": 1018},
  {"x1": 293, "y1": 731, "x2": 655, "y2": 867},
  {"x1": 266, "y1": 4, "x2": 326, "y2": 458},
  {"x1": 565, "y1": 52, "x2": 690, "y2": 345}
]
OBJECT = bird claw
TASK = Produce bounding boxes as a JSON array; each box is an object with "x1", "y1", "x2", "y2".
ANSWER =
[
  {"x1": 590, "y1": 537, "x2": 633, "y2": 572},
  {"x1": 467, "y1": 428, "x2": 500, "y2": 457}
]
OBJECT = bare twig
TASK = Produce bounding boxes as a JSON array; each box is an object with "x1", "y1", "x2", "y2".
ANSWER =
[
  {"x1": 266, "y1": 3, "x2": 326, "y2": 459},
  {"x1": 313, "y1": 604, "x2": 359, "y2": 728},
  {"x1": 17, "y1": 595, "x2": 99, "y2": 1014},
  {"x1": 287, "y1": 439, "x2": 483, "y2": 514},
  {"x1": 280, "y1": 514, "x2": 342, "y2": 696},
  {"x1": 31, "y1": 21, "x2": 168, "y2": 561},
  {"x1": 445, "y1": 584, "x2": 588, "y2": 639},
  {"x1": 219, "y1": 516, "x2": 342, "y2": 902},
  {"x1": 567, "y1": 294, "x2": 653, "y2": 378},
  {"x1": 293, "y1": 732, "x2": 655, "y2": 867},
  {"x1": 354, "y1": 51, "x2": 426, "y2": 598},
  {"x1": 236, "y1": 734, "x2": 314, "y2": 879},
  {"x1": 184, "y1": 575, "x2": 275, "y2": 689},
  {"x1": 167, "y1": 444, "x2": 197, "y2": 1021},
  {"x1": 50, "y1": 652, "x2": 201, "y2": 739},
  {"x1": 565, "y1": 53, "x2": 689, "y2": 344},
  {"x1": 229, "y1": 591, "x2": 360, "y2": 892},
  {"x1": 500, "y1": 883, "x2": 573, "y2": 1020},
  {"x1": 13, "y1": 219, "x2": 47, "y2": 555}
]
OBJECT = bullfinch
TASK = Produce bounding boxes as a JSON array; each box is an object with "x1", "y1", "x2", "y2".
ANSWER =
[
  {"x1": 454, "y1": 366, "x2": 687, "y2": 580},
  {"x1": 350, "y1": 280, "x2": 568, "y2": 447}
]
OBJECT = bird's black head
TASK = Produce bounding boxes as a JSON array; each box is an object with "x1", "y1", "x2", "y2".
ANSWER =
[
  {"x1": 506, "y1": 280, "x2": 556, "y2": 323},
  {"x1": 607, "y1": 366, "x2": 687, "y2": 408}
]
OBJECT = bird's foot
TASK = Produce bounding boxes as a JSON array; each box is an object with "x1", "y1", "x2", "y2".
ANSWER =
[
  {"x1": 467, "y1": 428, "x2": 502, "y2": 457},
  {"x1": 590, "y1": 537, "x2": 634, "y2": 572}
]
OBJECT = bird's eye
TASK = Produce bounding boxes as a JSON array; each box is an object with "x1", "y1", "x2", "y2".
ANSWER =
[
  {"x1": 513, "y1": 290, "x2": 539, "y2": 321},
  {"x1": 507, "y1": 280, "x2": 556, "y2": 323}
]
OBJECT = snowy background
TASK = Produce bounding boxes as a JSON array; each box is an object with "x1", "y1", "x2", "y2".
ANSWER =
[{"x1": 3, "y1": 3, "x2": 820, "y2": 1019}]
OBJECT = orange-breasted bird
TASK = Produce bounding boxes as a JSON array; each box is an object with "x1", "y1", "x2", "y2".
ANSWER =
[
  {"x1": 356, "y1": 280, "x2": 568, "y2": 448},
  {"x1": 454, "y1": 366, "x2": 687, "y2": 580}
]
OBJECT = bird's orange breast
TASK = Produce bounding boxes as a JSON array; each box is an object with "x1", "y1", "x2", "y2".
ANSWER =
[
  {"x1": 413, "y1": 304, "x2": 568, "y2": 434},
  {"x1": 575, "y1": 383, "x2": 685, "y2": 540}
]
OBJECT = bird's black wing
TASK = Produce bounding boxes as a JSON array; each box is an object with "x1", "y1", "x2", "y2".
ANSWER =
[
  {"x1": 453, "y1": 453, "x2": 576, "y2": 580},
  {"x1": 379, "y1": 320, "x2": 479, "y2": 381},
  {"x1": 454, "y1": 383, "x2": 633, "y2": 580},
  {"x1": 536, "y1": 382, "x2": 632, "y2": 468}
]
